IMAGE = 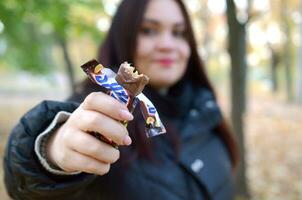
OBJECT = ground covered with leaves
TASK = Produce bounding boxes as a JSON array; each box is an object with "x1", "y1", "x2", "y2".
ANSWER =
[{"x1": 246, "y1": 94, "x2": 302, "y2": 200}]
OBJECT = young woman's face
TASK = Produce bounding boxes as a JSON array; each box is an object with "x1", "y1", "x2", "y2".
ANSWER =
[{"x1": 134, "y1": 0, "x2": 191, "y2": 90}]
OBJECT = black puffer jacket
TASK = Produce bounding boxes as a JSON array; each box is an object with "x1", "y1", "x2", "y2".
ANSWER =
[{"x1": 4, "y1": 84, "x2": 234, "y2": 200}]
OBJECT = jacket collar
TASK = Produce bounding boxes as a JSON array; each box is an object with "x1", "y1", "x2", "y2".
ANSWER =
[
  {"x1": 143, "y1": 82, "x2": 194, "y2": 119},
  {"x1": 144, "y1": 81, "x2": 222, "y2": 138}
]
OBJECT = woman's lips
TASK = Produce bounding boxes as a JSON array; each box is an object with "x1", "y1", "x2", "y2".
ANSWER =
[{"x1": 156, "y1": 59, "x2": 174, "y2": 67}]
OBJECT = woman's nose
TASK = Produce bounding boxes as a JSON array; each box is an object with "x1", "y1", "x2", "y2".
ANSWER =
[{"x1": 156, "y1": 32, "x2": 175, "y2": 51}]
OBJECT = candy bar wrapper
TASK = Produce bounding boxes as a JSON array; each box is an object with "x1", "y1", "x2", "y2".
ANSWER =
[{"x1": 81, "y1": 60, "x2": 166, "y2": 140}]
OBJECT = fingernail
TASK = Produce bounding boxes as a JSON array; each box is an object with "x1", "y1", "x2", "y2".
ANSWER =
[
  {"x1": 123, "y1": 135, "x2": 132, "y2": 146},
  {"x1": 120, "y1": 109, "x2": 133, "y2": 120}
]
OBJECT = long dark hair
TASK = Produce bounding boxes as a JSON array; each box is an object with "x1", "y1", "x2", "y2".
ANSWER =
[{"x1": 77, "y1": 0, "x2": 239, "y2": 170}]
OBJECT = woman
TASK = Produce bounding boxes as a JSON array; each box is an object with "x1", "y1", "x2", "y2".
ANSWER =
[{"x1": 4, "y1": 0, "x2": 239, "y2": 199}]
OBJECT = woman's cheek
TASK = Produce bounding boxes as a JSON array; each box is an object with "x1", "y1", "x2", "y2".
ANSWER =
[
  {"x1": 136, "y1": 37, "x2": 154, "y2": 58},
  {"x1": 180, "y1": 42, "x2": 191, "y2": 60}
]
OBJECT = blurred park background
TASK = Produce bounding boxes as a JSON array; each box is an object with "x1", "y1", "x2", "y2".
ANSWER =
[{"x1": 0, "y1": 0, "x2": 302, "y2": 199}]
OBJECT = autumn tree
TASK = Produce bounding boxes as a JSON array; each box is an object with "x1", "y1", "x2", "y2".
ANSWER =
[
  {"x1": 0, "y1": 0, "x2": 106, "y2": 93},
  {"x1": 281, "y1": 0, "x2": 295, "y2": 102},
  {"x1": 225, "y1": 0, "x2": 251, "y2": 198}
]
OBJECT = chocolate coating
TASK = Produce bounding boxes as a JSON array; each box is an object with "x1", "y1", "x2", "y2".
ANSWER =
[{"x1": 115, "y1": 62, "x2": 149, "y2": 96}]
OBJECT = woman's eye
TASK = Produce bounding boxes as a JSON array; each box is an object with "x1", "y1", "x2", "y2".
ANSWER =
[
  {"x1": 140, "y1": 27, "x2": 158, "y2": 36},
  {"x1": 173, "y1": 29, "x2": 186, "y2": 38}
]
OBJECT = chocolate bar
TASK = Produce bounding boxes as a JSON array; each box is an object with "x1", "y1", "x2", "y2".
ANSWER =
[{"x1": 81, "y1": 59, "x2": 166, "y2": 147}]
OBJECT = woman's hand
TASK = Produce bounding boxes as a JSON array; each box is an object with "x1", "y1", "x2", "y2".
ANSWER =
[{"x1": 46, "y1": 92, "x2": 133, "y2": 175}]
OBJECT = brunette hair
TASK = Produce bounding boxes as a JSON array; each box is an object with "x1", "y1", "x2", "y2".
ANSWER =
[{"x1": 78, "y1": 0, "x2": 239, "y2": 169}]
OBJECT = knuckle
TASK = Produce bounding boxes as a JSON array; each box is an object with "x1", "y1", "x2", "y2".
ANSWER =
[
  {"x1": 64, "y1": 130, "x2": 80, "y2": 148},
  {"x1": 68, "y1": 114, "x2": 80, "y2": 127},
  {"x1": 116, "y1": 136, "x2": 123, "y2": 146},
  {"x1": 86, "y1": 143, "x2": 100, "y2": 155},
  {"x1": 70, "y1": 108, "x2": 82, "y2": 121},
  {"x1": 61, "y1": 131, "x2": 73, "y2": 146},
  {"x1": 66, "y1": 115, "x2": 75, "y2": 126},
  {"x1": 103, "y1": 122, "x2": 125, "y2": 145},
  {"x1": 79, "y1": 111, "x2": 100, "y2": 130},
  {"x1": 84, "y1": 92, "x2": 98, "y2": 107},
  {"x1": 77, "y1": 111, "x2": 88, "y2": 124},
  {"x1": 79, "y1": 135, "x2": 94, "y2": 148},
  {"x1": 88, "y1": 113, "x2": 100, "y2": 127},
  {"x1": 114, "y1": 124, "x2": 127, "y2": 139},
  {"x1": 86, "y1": 162, "x2": 98, "y2": 173}
]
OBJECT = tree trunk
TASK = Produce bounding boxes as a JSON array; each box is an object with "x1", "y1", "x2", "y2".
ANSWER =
[
  {"x1": 56, "y1": 35, "x2": 76, "y2": 94},
  {"x1": 226, "y1": 0, "x2": 249, "y2": 199},
  {"x1": 298, "y1": 53, "x2": 302, "y2": 103},
  {"x1": 281, "y1": 1, "x2": 294, "y2": 102},
  {"x1": 298, "y1": 71, "x2": 302, "y2": 103},
  {"x1": 267, "y1": 43, "x2": 280, "y2": 92},
  {"x1": 297, "y1": 2, "x2": 302, "y2": 104}
]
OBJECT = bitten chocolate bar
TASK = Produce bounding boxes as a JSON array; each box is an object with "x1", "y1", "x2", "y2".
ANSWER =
[{"x1": 81, "y1": 59, "x2": 166, "y2": 147}]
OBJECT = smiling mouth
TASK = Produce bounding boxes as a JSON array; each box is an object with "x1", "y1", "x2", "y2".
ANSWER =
[{"x1": 157, "y1": 59, "x2": 174, "y2": 66}]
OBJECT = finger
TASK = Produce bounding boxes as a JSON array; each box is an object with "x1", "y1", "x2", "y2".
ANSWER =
[
  {"x1": 81, "y1": 92, "x2": 133, "y2": 121},
  {"x1": 68, "y1": 131, "x2": 120, "y2": 164},
  {"x1": 63, "y1": 150, "x2": 111, "y2": 176},
  {"x1": 76, "y1": 110, "x2": 131, "y2": 146}
]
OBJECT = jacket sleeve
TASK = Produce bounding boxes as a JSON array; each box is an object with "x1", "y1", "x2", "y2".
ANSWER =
[
  {"x1": 3, "y1": 100, "x2": 97, "y2": 200},
  {"x1": 34, "y1": 111, "x2": 81, "y2": 175}
]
